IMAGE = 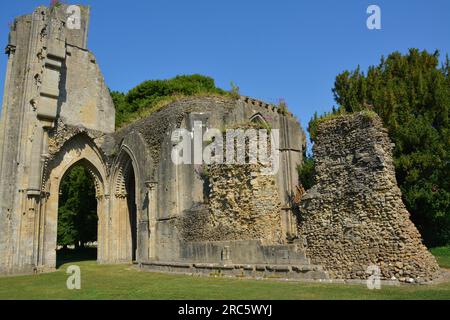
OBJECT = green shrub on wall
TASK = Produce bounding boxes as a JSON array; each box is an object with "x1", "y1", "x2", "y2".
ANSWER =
[{"x1": 111, "y1": 74, "x2": 230, "y2": 128}]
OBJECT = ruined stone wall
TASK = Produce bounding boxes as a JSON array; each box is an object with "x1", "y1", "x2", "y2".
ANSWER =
[
  {"x1": 0, "y1": 4, "x2": 306, "y2": 275},
  {"x1": 176, "y1": 122, "x2": 284, "y2": 244},
  {"x1": 298, "y1": 112, "x2": 440, "y2": 283},
  {"x1": 59, "y1": 44, "x2": 116, "y2": 133},
  {"x1": 112, "y1": 96, "x2": 304, "y2": 261},
  {"x1": 178, "y1": 162, "x2": 283, "y2": 244},
  {"x1": 0, "y1": 4, "x2": 115, "y2": 274}
]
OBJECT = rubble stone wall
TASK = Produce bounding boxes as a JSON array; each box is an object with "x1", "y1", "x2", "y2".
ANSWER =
[
  {"x1": 179, "y1": 162, "x2": 283, "y2": 244},
  {"x1": 298, "y1": 112, "x2": 440, "y2": 283}
]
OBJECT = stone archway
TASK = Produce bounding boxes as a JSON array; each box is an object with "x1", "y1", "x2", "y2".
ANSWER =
[
  {"x1": 110, "y1": 147, "x2": 139, "y2": 263},
  {"x1": 56, "y1": 160, "x2": 101, "y2": 261},
  {"x1": 40, "y1": 133, "x2": 109, "y2": 270},
  {"x1": 250, "y1": 113, "x2": 268, "y2": 126}
]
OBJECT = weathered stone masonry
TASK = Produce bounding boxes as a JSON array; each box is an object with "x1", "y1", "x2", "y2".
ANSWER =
[
  {"x1": 298, "y1": 113, "x2": 440, "y2": 282},
  {"x1": 0, "y1": 4, "x2": 306, "y2": 276},
  {"x1": 111, "y1": 96, "x2": 313, "y2": 277},
  {"x1": 0, "y1": 4, "x2": 441, "y2": 282},
  {"x1": 0, "y1": 5, "x2": 115, "y2": 274},
  {"x1": 178, "y1": 125, "x2": 284, "y2": 245}
]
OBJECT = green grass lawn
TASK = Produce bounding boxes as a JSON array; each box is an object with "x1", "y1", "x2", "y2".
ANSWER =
[
  {"x1": 0, "y1": 248, "x2": 449, "y2": 300},
  {"x1": 430, "y1": 246, "x2": 450, "y2": 269}
]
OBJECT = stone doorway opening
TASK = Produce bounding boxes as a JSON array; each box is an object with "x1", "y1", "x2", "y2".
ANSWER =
[
  {"x1": 40, "y1": 133, "x2": 109, "y2": 271},
  {"x1": 113, "y1": 150, "x2": 138, "y2": 263},
  {"x1": 126, "y1": 163, "x2": 137, "y2": 262},
  {"x1": 56, "y1": 163, "x2": 98, "y2": 268}
]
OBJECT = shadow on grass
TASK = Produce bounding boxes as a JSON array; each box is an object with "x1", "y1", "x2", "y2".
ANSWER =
[{"x1": 56, "y1": 248, "x2": 97, "y2": 269}]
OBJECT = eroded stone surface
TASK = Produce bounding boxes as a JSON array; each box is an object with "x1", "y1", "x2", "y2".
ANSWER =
[
  {"x1": 0, "y1": 4, "x2": 440, "y2": 283},
  {"x1": 298, "y1": 113, "x2": 440, "y2": 283},
  {"x1": 0, "y1": 4, "x2": 115, "y2": 274},
  {"x1": 179, "y1": 161, "x2": 283, "y2": 244}
]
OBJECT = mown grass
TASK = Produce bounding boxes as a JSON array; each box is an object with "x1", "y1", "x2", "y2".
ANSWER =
[
  {"x1": 0, "y1": 249, "x2": 449, "y2": 300},
  {"x1": 431, "y1": 246, "x2": 450, "y2": 269}
]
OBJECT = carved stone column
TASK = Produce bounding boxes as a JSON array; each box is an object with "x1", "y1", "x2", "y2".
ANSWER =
[
  {"x1": 102, "y1": 194, "x2": 111, "y2": 263},
  {"x1": 114, "y1": 192, "x2": 128, "y2": 262},
  {"x1": 145, "y1": 181, "x2": 158, "y2": 260},
  {"x1": 96, "y1": 194, "x2": 105, "y2": 263}
]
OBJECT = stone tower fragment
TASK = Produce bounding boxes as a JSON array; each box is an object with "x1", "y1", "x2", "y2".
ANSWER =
[
  {"x1": 299, "y1": 113, "x2": 440, "y2": 283},
  {"x1": 0, "y1": 4, "x2": 115, "y2": 274}
]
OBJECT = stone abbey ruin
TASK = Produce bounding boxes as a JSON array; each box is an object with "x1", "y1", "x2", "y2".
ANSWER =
[{"x1": 0, "y1": 4, "x2": 441, "y2": 283}]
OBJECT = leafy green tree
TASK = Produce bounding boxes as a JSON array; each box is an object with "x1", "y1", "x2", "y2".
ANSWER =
[
  {"x1": 111, "y1": 74, "x2": 228, "y2": 128},
  {"x1": 298, "y1": 154, "x2": 315, "y2": 190},
  {"x1": 57, "y1": 165, "x2": 97, "y2": 249},
  {"x1": 305, "y1": 49, "x2": 450, "y2": 247}
]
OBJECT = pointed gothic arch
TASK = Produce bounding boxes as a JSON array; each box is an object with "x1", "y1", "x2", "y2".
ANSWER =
[
  {"x1": 250, "y1": 113, "x2": 269, "y2": 126},
  {"x1": 110, "y1": 146, "x2": 140, "y2": 262},
  {"x1": 39, "y1": 133, "x2": 109, "y2": 269}
]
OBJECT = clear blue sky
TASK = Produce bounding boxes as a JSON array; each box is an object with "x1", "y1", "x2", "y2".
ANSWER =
[{"x1": 1, "y1": 0, "x2": 449, "y2": 145}]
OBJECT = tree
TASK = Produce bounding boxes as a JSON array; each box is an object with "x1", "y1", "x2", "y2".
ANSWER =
[
  {"x1": 111, "y1": 74, "x2": 229, "y2": 128},
  {"x1": 298, "y1": 154, "x2": 315, "y2": 190},
  {"x1": 306, "y1": 49, "x2": 450, "y2": 247},
  {"x1": 57, "y1": 165, "x2": 98, "y2": 249}
]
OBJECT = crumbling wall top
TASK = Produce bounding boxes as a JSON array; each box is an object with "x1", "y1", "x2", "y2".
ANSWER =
[{"x1": 298, "y1": 112, "x2": 440, "y2": 283}]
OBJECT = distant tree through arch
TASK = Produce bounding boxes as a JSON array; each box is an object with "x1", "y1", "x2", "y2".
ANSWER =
[{"x1": 57, "y1": 164, "x2": 98, "y2": 264}]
